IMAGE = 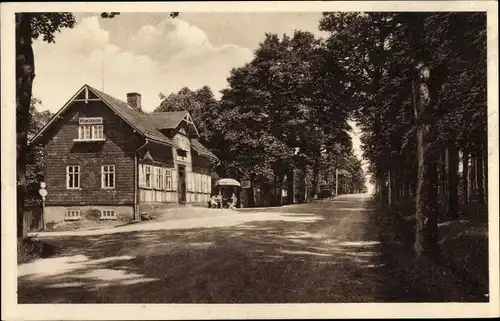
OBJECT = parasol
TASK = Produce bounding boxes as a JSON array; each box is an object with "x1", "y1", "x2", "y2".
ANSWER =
[{"x1": 215, "y1": 178, "x2": 241, "y2": 187}]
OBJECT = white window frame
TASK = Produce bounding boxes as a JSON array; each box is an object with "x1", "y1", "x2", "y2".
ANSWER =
[
  {"x1": 76, "y1": 123, "x2": 104, "y2": 141},
  {"x1": 156, "y1": 167, "x2": 164, "y2": 190},
  {"x1": 196, "y1": 174, "x2": 201, "y2": 193},
  {"x1": 187, "y1": 172, "x2": 193, "y2": 192},
  {"x1": 66, "y1": 165, "x2": 81, "y2": 189},
  {"x1": 202, "y1": 175, "x2": 207, "y2": 193},
  {"x1": 165, "y1": 169, "x2": 172, "y2": 191},
  {"x1": 100, "y1": 209, "x2": 117, "y2": 220},
  {"x1": 93, "y1": 125, "x2": 104, "y2": 139},
  {"x1": 144, "y1": 165, "x2": 152, "y2": 188},
  {"x1": 65, "y1": 209, "x2": 81, "y2": 221},
  {"x1": 101, "y1": 165, "x2": 115, "y2": 189}
]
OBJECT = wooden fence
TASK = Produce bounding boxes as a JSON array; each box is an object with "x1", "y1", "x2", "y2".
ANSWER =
[{"x1": 23, "y1": 205, "x2": 43, "y2": 234}]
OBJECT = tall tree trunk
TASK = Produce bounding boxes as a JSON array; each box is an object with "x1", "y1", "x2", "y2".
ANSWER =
[
  {"x1": 273, "y1": 175, "x2": 280, "y2": 206},
  {"x1": 469, "y1": 153, "x2": 476, "y2": 201},
  {"x1": 470, "y1": 154, "x2": 477, "y2": 200},
  {"x1": 439, "y1": 149, "x2": 447, "y2": 214},
  {"x1": 395, "y1": 169, "x2": 402, "y2": 201},
  {"x1": 483, "y1": 152, "x2": 488, "y2": 203},
  {"x1": 286, "y1": 169, "x2": 294, "y2": 204},
  {"x1": 247, "y1": 174, "x2": 256, "y2": 208},
  {"x1": 311, "y1": 151, "x2": 321, "y2": 198},
  {"x1": 462, "y1": 149, "x2": 469, "y2": 214},
  {"x1": 412, "y1": 65, "x2": 439, "y2": 259},
  {"x1": 380, "y1": 171, "x2": 389, "y2": 206},
  {"x1": 402, "y1": 175, "x2": 407, "y2": 200},
  {"x1": 16, "y1": 13, "x2": 35, "y2": 239},
  {"x1": 447, "y1": 146, "x2": 459, "y2": 220},
  {"x1": 388, "y1": 171, "x2": 392, "y2": 207},
  {"x1": 391, "y1": 169, "x2": 398, "y2": 206},
  {"x1": 476, "y1": 150, "x2": 485, "y2": 204}
]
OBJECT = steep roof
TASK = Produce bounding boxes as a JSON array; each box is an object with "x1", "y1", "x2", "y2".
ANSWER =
[
  {"x1": 30, "y1": 84, "x2": 219, "y2": 162},
  {"x1": 149, "y1": 111, "x2": 188, "y2": 129},
  {"x1": 191, "y1": 138, "x2": 218, "y2": 161},
  {"x1": 31, "y1": 85, "x2": 172, "y2": 146},
  {"x1": 89, "y1": 86, "x2": 172, "y2": 145}
]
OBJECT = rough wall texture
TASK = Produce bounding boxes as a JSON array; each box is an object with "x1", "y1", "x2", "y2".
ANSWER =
[
  {"x1": 43, "y1": 101, "x2": 142, "y2": 206},
  {"x1": 44, "y1": 205, "x2": 134, "y2": 229}
]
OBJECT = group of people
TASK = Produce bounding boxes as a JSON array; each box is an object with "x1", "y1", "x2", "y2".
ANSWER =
[{"x1": 209, "y1": 192, "x2": 238, "y2": 209}]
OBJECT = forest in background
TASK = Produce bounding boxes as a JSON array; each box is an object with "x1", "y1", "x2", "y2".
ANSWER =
[{"x1": 19, "y1": 12, "x2": 488, "y2": 260}]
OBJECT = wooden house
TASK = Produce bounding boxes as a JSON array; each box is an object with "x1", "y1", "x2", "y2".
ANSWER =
[{"x1": 30, "y1": 84, "x2": 219, "y2": 226}]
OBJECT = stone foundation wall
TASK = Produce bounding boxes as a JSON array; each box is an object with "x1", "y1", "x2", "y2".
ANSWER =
[{"x1": 44, "y1": 205, "x2": 134, "y2": 229}]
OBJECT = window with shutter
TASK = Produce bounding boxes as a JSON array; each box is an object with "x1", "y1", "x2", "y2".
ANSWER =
[
  {"x1": 138, "y1": 164, "x2": 144, "y2": 187},
  {"x1": 144, "y1": 165, "x2": 152, "y2": 188},
  {"x1": 165, "y1": 169, "x2": 172, "y2": 190},
  {"x1": 151, "y1": 166, "x2": 157, "y2": 189},
  {"x1": 186, "y1": 171, "x2": 192, "y2": 192},
  {"x1": 156, "y1": 167, "x2": 163, "y2": 190},
  {"x1": 172, "y1": 169, "x2": 178, "y2": 192}
]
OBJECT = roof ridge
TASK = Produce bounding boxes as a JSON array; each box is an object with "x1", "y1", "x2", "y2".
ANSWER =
[
  {"x1": 85, "y1": 85, "x2": 173, "y2": 146},
  {"x1": 87, "y1": 85, "x2": 137, "y2": 111},
  {"x1": 149, "y1": 110, "x2": 188, "y2": 114}
]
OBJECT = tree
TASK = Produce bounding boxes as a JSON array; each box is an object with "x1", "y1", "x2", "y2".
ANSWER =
[
  {"x1": 26, "y1": 98, "x2": 52, "y2": 205},
  {"x1": 400, "y1": 13, "x2": 440, "y2": 258},
  {"x1": 319, "y1": 12, "x2": 487, "y2": 258},
  {"x1": 156, "y1": 86, "x2": 220, "y2": 143},
  {"x1": 216, "y1": 30, "x2": 356, "y2": 206},
  {"x1": 155, "y1": 85, "x2": 224, "y2": 183},
  {"x1": 16, "y1": 13, "x2": 76, "y2": 237},
  {"x1": 16, "y1": 12, "x2": 180, "y2": 237}
]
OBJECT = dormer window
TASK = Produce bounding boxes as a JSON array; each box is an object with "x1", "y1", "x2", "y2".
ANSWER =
[
  {"x1": 74, "y1": 117, "x2": 105, "y2": 142},
  {"x1": 177, "y1": 149, "x2": 187, "y2": 157}
]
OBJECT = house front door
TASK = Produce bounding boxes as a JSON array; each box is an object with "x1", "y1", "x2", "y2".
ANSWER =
[{"x1": 178, "y1": 166, "x2": 186, "y2": 203}]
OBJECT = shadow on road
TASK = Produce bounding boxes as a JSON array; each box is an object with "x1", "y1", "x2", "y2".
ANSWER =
[{"x1": 18, "y1": 195, "x2": 486, "y2": 303}]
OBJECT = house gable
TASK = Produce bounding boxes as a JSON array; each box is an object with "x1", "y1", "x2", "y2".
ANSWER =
[
  {"x1": 30, "y1": 85, "x2": 172, "y2": 147},
  {"x1": 42, "y1": 97, "x2": 141, "y2": 207},
  {"x1": 31, "y1": 84, "x2": 218, "y2": 165},
  {"x1": 149, "y1": 111, "x2": 200, "y2": 138}
]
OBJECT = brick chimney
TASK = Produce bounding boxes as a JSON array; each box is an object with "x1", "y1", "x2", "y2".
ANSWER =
[{"x1": 126, "y1": 92, "x2": 142, "y2": 111}]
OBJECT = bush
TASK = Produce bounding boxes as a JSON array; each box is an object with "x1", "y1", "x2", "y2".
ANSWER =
[
  {"x1": 84, "y1": 209, "x2": 101, "y2": 221},
  {"x1": 17, "y1": 237, "x2": 57, "y2": 264}
]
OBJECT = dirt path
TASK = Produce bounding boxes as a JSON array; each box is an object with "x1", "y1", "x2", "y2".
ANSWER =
[{"x1": 18, "y1": 194, "x2": 403, "y2": 303}]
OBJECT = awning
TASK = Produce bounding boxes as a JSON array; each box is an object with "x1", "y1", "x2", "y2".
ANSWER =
[{"x1": 215, "y1": 178, "x2": 241, "y2": 187}]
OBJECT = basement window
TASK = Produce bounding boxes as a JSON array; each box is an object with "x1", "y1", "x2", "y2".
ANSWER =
[
  {"x1": 100, "y1": 210, "x2": 117, "y2": 220},
  {"x1": 65, "y1": 209, "x2": 81, "y2": 221}
]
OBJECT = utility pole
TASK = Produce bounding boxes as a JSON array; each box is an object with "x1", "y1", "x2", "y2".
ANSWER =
[
  {"x1": 101, "y1": 46, "x2": 105, "y2": 91},
  {"x1": 335, "y1": 168, "x2": 339, "y2": 196}
]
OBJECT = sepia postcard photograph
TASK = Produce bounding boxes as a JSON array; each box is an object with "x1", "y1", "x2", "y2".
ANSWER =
[{"x1": 1, "y1": 1, "x2": 499, "y2": 320}]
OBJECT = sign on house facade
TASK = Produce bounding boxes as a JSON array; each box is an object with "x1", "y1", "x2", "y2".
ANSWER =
[{"x1": 29, "y1": 85, "x2": 219, "y2": 227}]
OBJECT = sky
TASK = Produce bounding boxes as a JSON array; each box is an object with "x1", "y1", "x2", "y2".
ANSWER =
[{"x1": 32, "y1": 12, "x2": 371, "y2": 192}]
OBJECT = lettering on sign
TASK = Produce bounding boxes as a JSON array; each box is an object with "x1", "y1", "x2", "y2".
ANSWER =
[{"x1": 79, "y1": 117, "x2": 103, "y2": 125}]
